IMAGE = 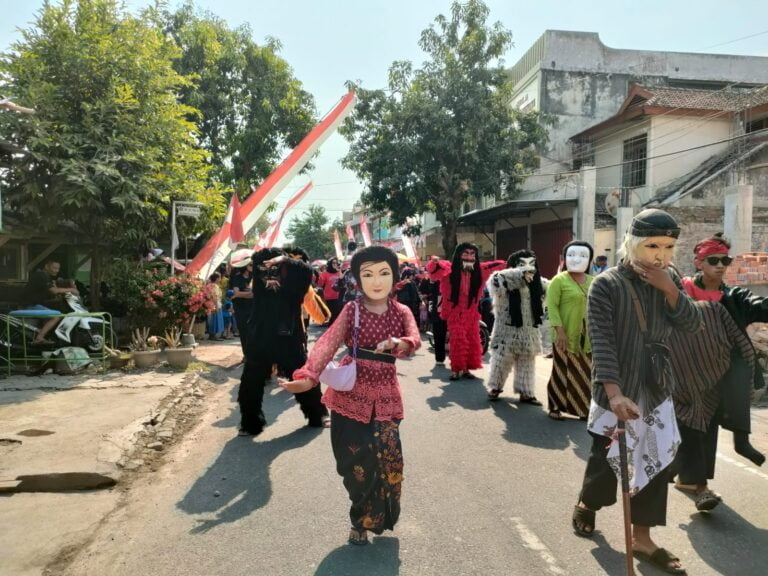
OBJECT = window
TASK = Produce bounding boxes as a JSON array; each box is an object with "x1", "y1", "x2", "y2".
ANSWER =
[
  {"x1": 0, "y1": 243, "x2": 22, "y2": 281},
  {"x1": 572, "y1": 140, "x2": 595, "y2": 171},
  {"x1": 622, "y1": 134, "x2": 647, "y2": 188}
]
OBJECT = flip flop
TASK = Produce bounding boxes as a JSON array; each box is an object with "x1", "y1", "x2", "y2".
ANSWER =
[
  {"x1": 695, "y1": 489, "x2": 722, "y2": 511},
  {"x1": 488, "y1": 388, "x2": 501, "y2": 401},
  {"x1": 548, "y1": 410, "x2": 565, "y2": 420},
  {"x1": 348, "y1": 527, "x2": 369, "y2": 546},
  {"x1": 519, "y1": 395, "x2": 543, "y2": 406},
  {"x1": 571, "y1": 504, "x2": 595, "y2": 538},
  {"x1": 632, "y1": 547, "x2": 687, "y2": 574}
]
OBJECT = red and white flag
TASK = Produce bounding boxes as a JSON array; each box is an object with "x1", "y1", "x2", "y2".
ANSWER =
[
  {"x1": 265, "y1": 182, "x2": 314, "y2": 248},
  {"x1": 360, "y1": 214, "x2": 372, "y2": 247},
  {"x1": 401, "y1": 233, "x2": 420, "y2": 265},
  {"x1": 186, "y1": 91, "x2": 357, "y2": 278},
  {"x1": 333, "y1": 229, "x2": 344, "y2": 259},
  {"x1": 228, "y1": 194, "x2": 245, "y2": 248},
  {"x1": 345, "y1": 223, "x2": 355, "y2": 242}
]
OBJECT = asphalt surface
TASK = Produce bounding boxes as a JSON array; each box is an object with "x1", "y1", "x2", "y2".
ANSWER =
[{"x1": 58, "y1": 332, "x2": 768, "y2": 576}]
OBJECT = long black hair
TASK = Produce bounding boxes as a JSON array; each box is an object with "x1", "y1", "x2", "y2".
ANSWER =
[{"x1": 449, "y1": 242, "x2": 482, "y2": 308}]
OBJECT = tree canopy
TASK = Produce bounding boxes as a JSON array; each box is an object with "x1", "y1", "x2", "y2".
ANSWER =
[
  {"x1": 340, "y1": 0, "x2": 548, "y2": 257},
  {"x1": 165, "y1": 2, "x2": 317, "y2": 195},
  {"x1": 285, "y1": 204, "x2": 342, "y2": 259},
  {"x1": 0, "y1": 0, "x2": 222, "y2": 251}
]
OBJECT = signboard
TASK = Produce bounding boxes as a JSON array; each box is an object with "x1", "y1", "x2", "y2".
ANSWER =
[{"x1": 176, "y1": 205, "x2": 201, "y2": 218}]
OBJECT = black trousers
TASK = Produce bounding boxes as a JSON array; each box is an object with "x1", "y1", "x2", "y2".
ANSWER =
[
  {"x1": 430, "y1": 316, "x2": 447, "y2": 363},
  {"x1": 238, "y1": 337, "x2": 327, "y2": 434},
  {"x1": 233, "y1": 307, "x2": 250, "y2": 354},
  {"x1": 673, "y1": 418, "x2": 718, "y2": 485},
  {"x1": 327, "y1": 299, "x2": 343, "y2": 325},
  {"x1": 580, "y1": 431, "x2": 670, "y2": 527}
]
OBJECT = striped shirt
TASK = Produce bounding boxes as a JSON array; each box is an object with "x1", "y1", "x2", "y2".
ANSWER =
[
  {"x1": 668, "y1": 301, "x2": 755, "y2": 431},
  {"x1": 587, "y1": 263, "x2": 702, "y2": 414}
]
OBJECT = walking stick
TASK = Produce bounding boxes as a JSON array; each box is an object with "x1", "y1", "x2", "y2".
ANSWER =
[{"x1": 617, "y1": 420, "x2": 635, "y2": 576}]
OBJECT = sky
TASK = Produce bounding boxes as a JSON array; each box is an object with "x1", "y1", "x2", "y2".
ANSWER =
[{"x1": 2, "y1": 0, "x2": 768, "y2": 242}]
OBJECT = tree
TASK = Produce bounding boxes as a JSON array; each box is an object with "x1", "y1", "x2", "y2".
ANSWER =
[
  {"x1": 340, "y1": 0, "x2": 549, "y2": 257},
  {"x1": 0, "y1": 0, "x2": 224, "y2": 304},
  {"x1": 165, "y1": 2, "x2": 317, "y2": 195},
  {"x1": 285, "y1": 204, "x2": 341, "y2": 259}
]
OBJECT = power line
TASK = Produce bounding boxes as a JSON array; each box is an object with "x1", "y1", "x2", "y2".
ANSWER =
[{"x1": 698, "y1": 29, "x2": 768, "y2": 51}]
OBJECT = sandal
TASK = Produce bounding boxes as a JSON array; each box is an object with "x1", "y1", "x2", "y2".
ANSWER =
[
  {"x1": 449, "y1": 372, "x2": 461, "y2": 381},
  {"x1": 695, "y1": 489, "x2": 722, "y2": 511},
  {"x1": 548, "y1": 410, "x2": 565, "y2": 421},
  {"x1": 488, "y1": 388, "x2": 501, "y2": 401},
  {"x1": 348, "y1": 527, "x2": 369, "y2": 546},
  {"x1": 519, "y1": 395, "x2": 543, "y2": 406},
  {"x1": 462, "y1": 371, "x2": 477, "y2": 380},
  {"x1": 632, "y1": 547, "x2": 687, "y2": 574},
  {"x1": 572, "y1": 504, "x2": 595, "y2": 538}
]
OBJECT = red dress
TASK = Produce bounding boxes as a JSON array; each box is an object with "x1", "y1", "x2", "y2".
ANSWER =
[{"x1": 427, "y1": 259, "x2": 505, "y2": 372}]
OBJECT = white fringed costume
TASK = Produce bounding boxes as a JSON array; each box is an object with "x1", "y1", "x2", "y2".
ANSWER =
[{"x1": 487, "y1": 268, "x2": 544, "y2": 396}]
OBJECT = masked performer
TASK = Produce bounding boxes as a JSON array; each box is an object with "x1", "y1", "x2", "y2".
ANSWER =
[
  {"x1": 426, "y1": 244, "x2": 505, "y2": 380},
  {"x1": 237, "y1": 248, "x2": 329, "y2": 436},
  {"x1": 279, "y1": 246, "x2": 421, "y2": 546},
  {"x1": 486, "y1": 250, "x2": 546, "y2": 403},
  {"x1": 572, "y1": 209, "x2": 701, "y2": 576},
  {"x1": 545, "y1": 241, "x2": 594, "y2": 419}
]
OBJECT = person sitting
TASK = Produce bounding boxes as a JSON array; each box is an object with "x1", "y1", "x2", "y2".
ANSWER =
[{"x1": 23, "y1": 258, "x2": 79, "y2": 345}]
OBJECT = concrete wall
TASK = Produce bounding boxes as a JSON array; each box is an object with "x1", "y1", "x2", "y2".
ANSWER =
[
  {"x1": 649, "y1": 115, "x2": 732, "y2": 191},
  {"x1": 592, "y1": 120, "x2": 650, "y2": 198}
]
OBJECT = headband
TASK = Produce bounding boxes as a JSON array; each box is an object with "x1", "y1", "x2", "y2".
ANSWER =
[{"x1": 694, "y1": 239, "x2": 729, "y2": 259}]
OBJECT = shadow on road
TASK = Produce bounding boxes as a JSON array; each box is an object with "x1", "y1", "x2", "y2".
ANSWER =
[
  {"x1": 489, "y1": 399, "x2": 591, "y2": 459},
  {"x1": 585, "y1": 533, "x2": 628, "y2": 575},
  {"x1": 683, "y1": 503, "x2": 768, "y2": 576},
  {"x1": 176, "y1": 425, "x2": 322, "y2": 534},
  {"x1": 426, "y1": 374, "x2": 490, "y2": 412},
  {"x1": 313, "y1": 536, "x2": 400, "y2": 576}
]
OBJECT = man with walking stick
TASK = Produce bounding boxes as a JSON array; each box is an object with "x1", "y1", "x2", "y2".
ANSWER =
[{"x1": 571, "y1": 210, "x2": 702, "y2": 575}]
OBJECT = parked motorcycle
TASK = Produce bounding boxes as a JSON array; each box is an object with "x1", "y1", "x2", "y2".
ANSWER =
[{"x1": 0, "y1": 293, "x2": 113, "y2": 370}]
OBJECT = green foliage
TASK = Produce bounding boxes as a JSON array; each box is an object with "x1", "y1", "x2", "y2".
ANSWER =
[
  {"x1": 0, "y1": 0, "x2": 222, "y2": 250},
  {"x1": 165, "y1": 2, "x2": 317, "y2": 194},
  {"x1": 340, "y1": 0, "x2": 549, "y2": 256},
  {"x1": 284, "y1": 204, "x2": 340, "y2": 259}
]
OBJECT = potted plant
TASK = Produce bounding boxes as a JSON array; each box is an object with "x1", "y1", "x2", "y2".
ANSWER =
[
  {"x1": 160, "y1": 326, "x2": 194, "y2": 369},
  {"x1": 130, "y1": 327, "x2": 160, "y2": 369},
  {"x1": 105, "y1": 345, "x2": 133, "y2": 370},
  {"x1": 141, "y1": 273, "x2": 217, "y2": 338}
]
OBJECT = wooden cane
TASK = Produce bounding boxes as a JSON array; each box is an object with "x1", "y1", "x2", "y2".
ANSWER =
[{"x1": 617, "y1": 420, "x2": 635, "y2": 576}]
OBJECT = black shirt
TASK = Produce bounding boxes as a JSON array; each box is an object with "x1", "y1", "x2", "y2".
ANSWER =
[
  {"x1": 24, "y1": 269, "x2": 55, "y2": 306},
  {"x1": 228, "y1": 271, "x2": 252, "y2": 314}
]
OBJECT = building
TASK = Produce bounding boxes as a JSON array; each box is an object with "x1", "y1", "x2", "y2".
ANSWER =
[{"x1": 443, "y1": 30, "x2": 768, "y2": 278}]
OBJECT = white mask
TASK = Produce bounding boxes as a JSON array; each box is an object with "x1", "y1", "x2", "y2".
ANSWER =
[{"x1": 565, "y1": 245, "x2": 590, "y2": 273}]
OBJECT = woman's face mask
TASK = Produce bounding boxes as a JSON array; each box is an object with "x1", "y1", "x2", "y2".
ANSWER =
[
  {"x1": 358, "y1": 261, "x2": 394, "y2": 301},
  {"x1": 565, "y1": 246, "x2": 590, "y2": 273}
]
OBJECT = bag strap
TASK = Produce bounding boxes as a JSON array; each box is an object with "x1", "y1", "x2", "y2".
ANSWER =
[
  {"x1": 351, "y1": 301, "x2": 360, "y2": 359},
  {"x1": 622, "y1": 275, "x2": 647, "y2": 334}
]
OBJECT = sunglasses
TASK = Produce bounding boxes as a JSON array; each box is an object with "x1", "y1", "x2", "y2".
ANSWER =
[{"x1": 705, "y1": 256, "x2": 733, "y2": 266}]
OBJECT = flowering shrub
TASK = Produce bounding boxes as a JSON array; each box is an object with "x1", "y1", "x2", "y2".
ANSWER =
[{"x1": 143, "y1": 273, "x2": 217, "y2": 331}]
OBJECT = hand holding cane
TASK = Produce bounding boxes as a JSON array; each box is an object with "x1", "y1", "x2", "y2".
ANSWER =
[{"x1": 617, "y1": 419, "x2": 635, "y2": 576}]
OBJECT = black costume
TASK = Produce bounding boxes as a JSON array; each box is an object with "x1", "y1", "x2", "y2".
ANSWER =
[{"x1": 238, "y1": 248, "x2": 328, "y2": 435}]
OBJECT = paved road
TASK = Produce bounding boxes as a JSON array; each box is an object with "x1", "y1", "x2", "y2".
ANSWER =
[{"x1": 59, "y1": 334, "x2": 768, "y2": 576}]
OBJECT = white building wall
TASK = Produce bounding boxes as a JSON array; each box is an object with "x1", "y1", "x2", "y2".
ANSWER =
[
  {"x1": 592, "y1": 120, "x2": 650, "y2": 200},
  {"x1": 648, "y1": 115, "x2": 732, "y2": 189}
]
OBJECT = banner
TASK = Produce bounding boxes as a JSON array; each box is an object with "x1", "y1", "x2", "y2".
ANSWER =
[
  {"x1": 401, "y1": 234, "x2": 419, "y2": 265},
  {"x1": 333, "y1": 229, "x2": 344, "y2": 259},
  {"x1": 228, "y1": 194, "x2": 245, "y2": 248},
  {"x1": 186, "y1": 91, "x2": 358, "y2": 277},
  {"x1": 345, "y1": 223, "x2": 355, "y2": 242},
  {"x1": 265, "y1": 182, "x2": 314, "y2": 248},
  {"x1": 360, "y1": 214, "x2": 372, "y2": 247}
]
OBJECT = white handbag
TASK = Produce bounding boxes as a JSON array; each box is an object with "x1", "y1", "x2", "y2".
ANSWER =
[{"x1": 319, "y1": 302, "x2": 359, "y2": 392}]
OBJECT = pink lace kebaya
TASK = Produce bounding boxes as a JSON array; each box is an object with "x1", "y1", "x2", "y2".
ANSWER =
[{"x1": 293, "y1": 298, "x2": 421, "y2": 423}]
